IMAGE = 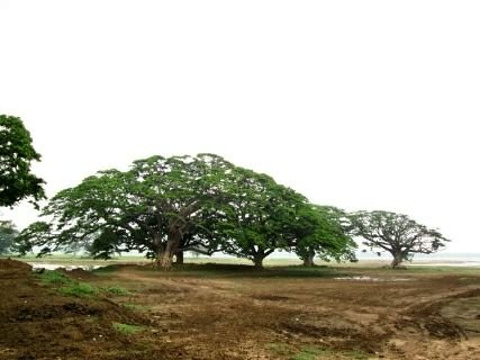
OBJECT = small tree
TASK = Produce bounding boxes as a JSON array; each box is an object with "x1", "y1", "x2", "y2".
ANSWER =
[
  {"x1": 349, "y1": 210, "x2": 449, "y2": 268},
  {"x1": 0, "y1": 220, "x2": 18, "y2": 254},
  {"x1": 0, "y1": 115, "x2": 45, "y2": 208}
]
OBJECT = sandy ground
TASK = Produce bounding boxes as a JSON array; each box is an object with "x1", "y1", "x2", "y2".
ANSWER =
[{"x1": 2, "y1": 260, "x2": 480, "y2": 359}]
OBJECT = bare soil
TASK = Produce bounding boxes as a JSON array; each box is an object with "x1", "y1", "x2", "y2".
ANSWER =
[{"x1": 2, "y1": 260, "x2": 480, "y2": 359}]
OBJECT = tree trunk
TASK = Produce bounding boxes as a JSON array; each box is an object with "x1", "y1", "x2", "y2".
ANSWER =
[
  {"x1": 153, "y1": 232, "x2": 165, "y2": 268},
  {"x1": 175, "y1": 250, "x2": 184, "y2": 264},
  {"x1": 391, "y1": 252, "x2": 404, "y2": 269},
  {"x1": 252, "y1": 253, "x2": 265, "y2": 269},
  {"x1": 303, "y1": 249, "x2": 315, "y2": 267},
  {"x1": 159, "y1": 241, "x2": 174, "y2": 268},
  {"x1": 156, "y1": 232, "x2": 181, "y2": 269},
  {"x1": 303, "y1": 253, "x2": 315, "y2": 267},
  {"x1": 154, "y1": 249, "x2": 164, "y2": 268}
]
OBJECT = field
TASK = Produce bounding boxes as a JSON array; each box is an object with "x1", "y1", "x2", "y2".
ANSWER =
[{"x1": 1, "y1": 257, "x2": 480, "y2": 359}]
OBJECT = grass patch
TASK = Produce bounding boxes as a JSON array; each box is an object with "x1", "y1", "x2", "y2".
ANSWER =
[
  {"x1": 37, "y1": 270, "x2": 73, "y2": 285},
  {"x1": 38, "y1": 270, "x2": 132, "y2": 298},
  {"x1": 112, "y1": 322, "x2": 145, "y2": 335},
  {"x1": 58, "y1": 282, "x2": 98, "y2": 298},
  {"x1": 38, "y1": 270, "x2": 98, "y2": 298},
  {"x1": 101, "y1": 285, "x2": 132, "y2": 296}
]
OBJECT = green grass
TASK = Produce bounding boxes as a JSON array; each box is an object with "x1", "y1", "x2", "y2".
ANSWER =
[
  {"x1": 291, "y1": 347, "x2": 332, "y2": 360},
  {"x1": 37, "y1": 270, "x2": 74, "y2": 285},
  {"x1": 38, "y1": 270, "x2": 97, "y2": 298},
  {"x1": 58, "y1": 282, "x2": 98, "y2": 297},
  {"x1": 37, "y1": 270, "x2": 134, "y2": 298},
  {"x1": 101, "y1": 285, "x2": 132, "y2": 296},
  {"x1": 112, "y1": 322, "x2": 145, "y2": 335}
]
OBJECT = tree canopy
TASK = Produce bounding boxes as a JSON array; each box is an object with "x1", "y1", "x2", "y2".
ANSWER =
[
  {"x1": 218, "y1": 167, "x2": 309, "y2": 268},
  {"x1": 294, "y1": 205, "x2": 357, "y2": 267},
  {"x1": 0, "y1": 115, "x2": 45, "y2": 208},
  {"x1": 349, "y1": 210, "x2": 449, "y2": 268},
  {"x1": 17, "y1": 154, "x2": 235, "y2": 268},
  {"x1": 14, "y1": 152, "x2": 450, "y2": 270}
]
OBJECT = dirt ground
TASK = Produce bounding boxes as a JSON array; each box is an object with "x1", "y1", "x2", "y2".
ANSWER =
[{"x1": 2, "y1": 260, "x2": 480, "y2": 360}]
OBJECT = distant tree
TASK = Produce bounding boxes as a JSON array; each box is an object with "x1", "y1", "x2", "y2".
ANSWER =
[
  {"x1": 294, "y1": 205, "x2": 357, "y2": 267},
  {"x1": 219, "y1": 167, "x2": 308, "y2": 268},
  {"x1": 349, "y1": 210, "x2": 449, "y2": 268},
  {"x1": 0, "y1": 115, "x2": 45, "y2": 208},
  {"x1": 0, "y1": 220, "x2": 18, "y2": 254},
  {"x1": 15, "y1": 154, "x2": 234, "y2": 268}
]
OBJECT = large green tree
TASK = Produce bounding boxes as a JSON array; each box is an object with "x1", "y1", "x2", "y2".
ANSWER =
[
  {"x1": 0, "y1": 115, "x2": 45, "y2": 208},
  {"x1": 219, "y1": 167, "x2": 308, "y2": 268},
  {"x1": 0, "y1": 220, "x2": 18, "y2": 254},
  {"x1": 294, "y1": 205, "x2": 357, "y2": 267},
  {"x1": 16, "y1": 154, "x2": 234, "y2": 268},
  {"x1": 349, "y1": 210, "x2": 449, "y2": 268}
]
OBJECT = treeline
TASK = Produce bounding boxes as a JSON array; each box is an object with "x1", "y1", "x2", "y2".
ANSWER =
[
  {"x1": 15, "y1": 154, "x2": 356, "y2": 268},
  {"x1": 2, "y1": 116, "x2": 450, "y2": 269}
]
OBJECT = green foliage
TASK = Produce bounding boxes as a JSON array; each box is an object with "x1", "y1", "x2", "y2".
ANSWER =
[
  {"x1": 16, "y1": 154, "x2": 235, "y2": 268},
  {"x1": 112, "y1": 322, "x2": 144, "y2": 335},
  {"x1": 349, "y1": 210, "x2": 450, "y2": 268},
  {"x1": 15, "y1": 152, "x2": 361, "y2": 270},
  {"x1": 294, "y1": 205, "x2": 357, "y2": 266},
  {"x1": 0, "y1": 115, "x2": 45, "y2": 208},
  {"x1": 219, "y1": 167, "x2": 309, "y2": 268},
  {"x1": 0, "y1": 220, "x2": 17, "y2": 254}
]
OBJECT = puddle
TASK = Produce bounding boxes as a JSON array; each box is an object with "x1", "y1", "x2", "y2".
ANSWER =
[
  {"x1": 27, "y1": 262, "x2": 105, "y2": 271},
  {"x1": 334, "y1": 276, "x2": 410, "y2": 282}
]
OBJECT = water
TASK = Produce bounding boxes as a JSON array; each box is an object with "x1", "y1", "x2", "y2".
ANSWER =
[
  {"x1": 354, "y1": 252, "x2": 480, "y2": 267},
  {"x1": 27, "y1": 262, "x2": 105, "y2": 271},
  {"x1": 211, "y1": 251, "x2": 480, "y2": 267}
]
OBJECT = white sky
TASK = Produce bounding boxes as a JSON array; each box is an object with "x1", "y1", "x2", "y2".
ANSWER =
[{"x1": 1, "y1": 1, "x2": 479, "y2": 252}]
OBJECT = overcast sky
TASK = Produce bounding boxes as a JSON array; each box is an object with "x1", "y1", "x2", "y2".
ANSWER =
[{"x1": 1, "y1": 1, "x2": 479, "y2": 253}]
